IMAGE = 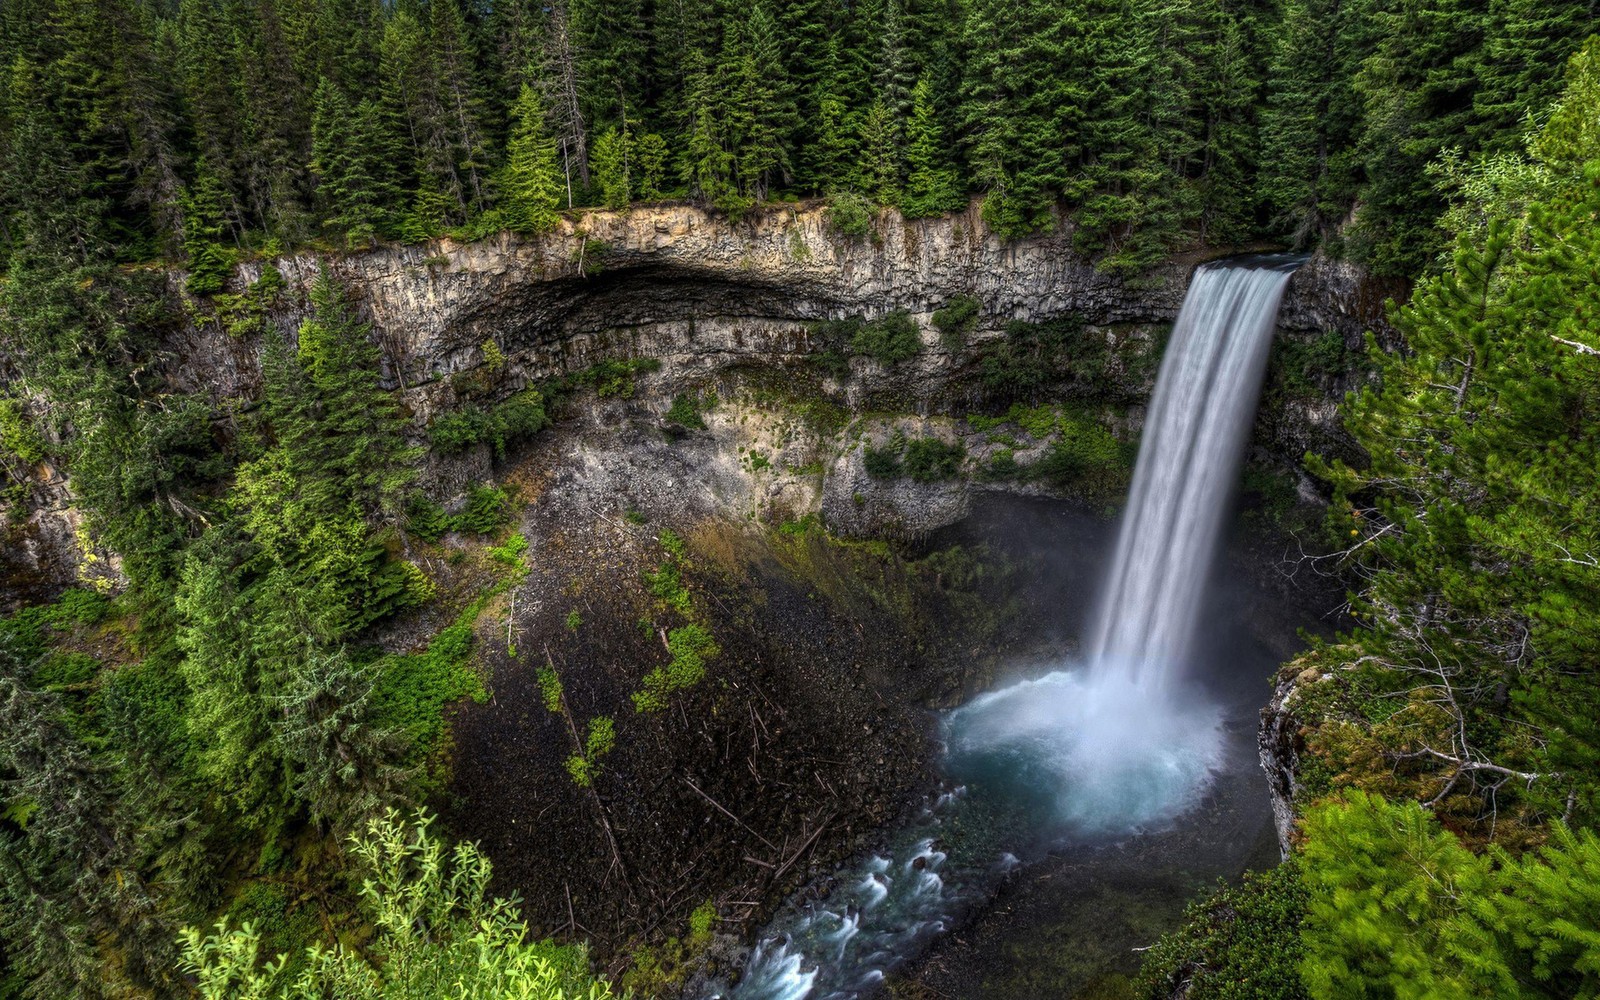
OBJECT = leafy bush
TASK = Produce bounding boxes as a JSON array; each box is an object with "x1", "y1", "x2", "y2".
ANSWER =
[
  {"x1": 978, "y1": 316, "x2": 1100, "y2": 404},
  {"x1": 932, "y1": 294, "x2": 981, "y2": 352},
  {"x1": 567, "y1": 357, "x2": 661, "y2": 399},
  {"x1": 902, "y1": 437, "x2": 965, "y2": 482},
  {"x1": 0, "y1": 398, "x2": 47, "y2": 464},
  {"x1": 863, "y1": 443, "x2": 902, "y2": 478},
  {"x1": 633, "y1": 624, "x2": 719, "y2": 713},
  {"x1": 181, "y1": 811, "x2": 617, "y2": 999},
  {"x1": 487, "y1": 532, "x2": 528, "y2": 567},
  {"x1": 565, "y1": 716, "x2": 616, "y2": 788},
  {"x1": 429, "y1": 390, "x2": 548, "y2": 459},
  {"x1": 665, "y1": 391, "x2": 716, "y2": 430},
  {"x1": 850, "y1": 310, "x2": 921, "y2": 365},
  {"x1": 371, "y1": 602, "x2": 489, "y2": 767},
  {"x1": 405, "y1": 495, "x2": 452, "y2": 542},
  {"x1": 826, "y1": 190, "x2": 874, "y2": 238}
]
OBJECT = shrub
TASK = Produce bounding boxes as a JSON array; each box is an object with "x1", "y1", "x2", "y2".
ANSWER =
[
  {"x1": 568, "y1": 358, "x2": 661, "y2": 399},
  {"x1": 978, "y1": 315, "x2": 1098, "y2": 404},
  {"x1": 665, "y1": 391, "x2": 716, "y2": 430},
  {"x1": 850, "y1": 310, "x2": 921, "y2": 365},
  {"x1": 826, "y1": 190, "x2": 873, "y2": 238},
  {"x1": 932, "y1": 294, "x2": 981, "y2": 352},
  {"x1": 863, "y1": 443, "x2": 902, "y2": 478},
  {"x1": 1135, "y1": 863, "x2": 1308, "y2": 1000},
  {"x1": 406, "y1": 495, "x2": 451, "y2": 542},
  {"x1": 902, "y1": 437, "x2": 965, "y2": 482},
  {"x1": 1, "y1": 400, "x2": 46, "y2": 467},
  {"x1": 428, "y1": 390, "x2": 548, "y2": 459},
  {"x1": 454, "y1": 485, "x2": 513, "y2": 534},
  {"x1": 488, "y1": 532, "x2": 529, "y2": 567},
  {"x1": 633, "y1": 624, "x2": 719, "y2": 713}
]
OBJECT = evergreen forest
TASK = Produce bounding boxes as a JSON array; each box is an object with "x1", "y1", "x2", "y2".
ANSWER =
[{"x1": 2, "y1": 0, "x2": 1600, "y2": 998}]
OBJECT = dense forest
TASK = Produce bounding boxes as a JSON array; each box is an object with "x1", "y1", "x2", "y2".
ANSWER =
[
  {"x1": 3, "y1": 0, "x2": 1600, "y2": 998},
  {"x1": 2, "y1": 0, "x2": 1598, "y2": 278}
]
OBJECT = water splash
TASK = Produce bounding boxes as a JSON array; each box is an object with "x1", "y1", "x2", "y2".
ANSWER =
[{"x1": 716, "y1": 256, "x2": 1304, "y2": 1000}]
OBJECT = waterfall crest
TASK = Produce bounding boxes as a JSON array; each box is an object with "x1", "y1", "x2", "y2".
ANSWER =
[{"x1": 1086, "y1": 257, "x2": 1301, "y2": 687}]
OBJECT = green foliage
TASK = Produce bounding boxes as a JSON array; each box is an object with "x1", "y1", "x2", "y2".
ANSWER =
[
  {"x1": 902, "y1": 438, "x2": 966, "y2": 483},
  {"x1": 0, "y1": 400, "x2": 47, "y2": 465},
  {"x1": 453, "y1": 485, "x2": 514, "y2": 536},
  {"x1": 825, "y1": 191, "x2": 874, "y2": 239},
  {"x1": 564, "y1": 358, "x2": 662, "y2": 400},
  {"x1": 862, "y1": 443, "x2": 902, "y2": 479},
  {"x1": 1295, "y1": 42, "x2": 1600, "y2": 837},
  {"x1": 430, "y1": 391, "x2": 550, "y2": 459},
  {"x1": 591, "y1": 129, "x2": 631, "y2": 211},
  {"x1": 564, "y1": 716, "x2": 615, "y2": 788},
  {"x1": 978, "y1": 316, "x2": 1105, "y2": 406},
  {"x1": 849, "y1": 310, "x2": 920, "y2": 366},
  {"x1": 1136, "y1": 863, "x2": 1308, "y2": 1000},
  {"x1": 179, "y1": 811, "x2": 617, "y2": 999},
  {"x1": 502, "y1": 84, "x2": 564, "y2": 234},
  {"x1": 633, "y1": 624, "x2": 719, "y2": 714},
  {"x1": 665, "y1": 391, "x2": 716, "y2": 431},
  {"x1": 488, "y1": 532, "x2": 529, "y2": 567},
  {"x1": 370, "y1": 599, "x2": 489, "y2": 771},
  {"x1": 932, "y1": 296, "x2": 981, "y2": 352},
  {"x1": 1294, "y1": 792, "x2": 1600, "y2": 999}
]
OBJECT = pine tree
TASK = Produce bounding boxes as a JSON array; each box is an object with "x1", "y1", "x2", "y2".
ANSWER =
[
  {"x1": 311, "y1": 79, "x2": 394, "y2": 247},
  {"x1": 502, "y1": 82, "x2": 564, "y2": 232},
  {"x1": 591, "y1": 127, "x2": 631, "y2": 209},
  {"x1": 425, "y1": 0, "x2": 495, "y2": 217},
  {"x1": 270, "y1": 642, "x2": 410, "y2": 835},
  {"x1": 855, "y1": 99, "x2": 901, "y2": 205},
  {"x1": 632, "y1": 132, "x2": 669, "y2": 200},
  {"x1": 680, "y1": 49, "x2": 740, "y2": 213},
  {"x1": 569, "y1": 0, "x2": 648, "y2": 137},
  {"x1": 174, "y1": 532, "x2": 286, "y2": 819},
  {"x1": 1470, "y1": 0, "x2": 1599, "y2": 154},
  {"x1": 901, "y1": 76, "x2": 964, "y2": 218},
  {"x1": 725, "y1": 1, "x2": 793, "y2": 202}
]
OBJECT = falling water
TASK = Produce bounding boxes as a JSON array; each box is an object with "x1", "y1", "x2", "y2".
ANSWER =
[
  {"x1": 715, "y1": 256, "x2": 1304, "y2": 1000},
  {"x1": 1086, "y1": 258, "x2": 1304, "y2": 684}
]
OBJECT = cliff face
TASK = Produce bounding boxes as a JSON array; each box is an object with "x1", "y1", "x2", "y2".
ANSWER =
[
  {"x1": 2, "y1": 202, "x2": 1398, "y2": 604},
  {"x1": 176, "y1": 202, "x2": 1393, "y2": 406}
]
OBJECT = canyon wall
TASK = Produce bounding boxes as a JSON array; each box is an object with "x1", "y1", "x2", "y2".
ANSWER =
[{"x1": 2, "y1": 202, "x2": 1400, "y2": 604}]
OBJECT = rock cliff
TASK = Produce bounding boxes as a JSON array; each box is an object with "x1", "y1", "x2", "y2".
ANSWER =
[{"x1": 2, "y1": 201, "x2": 1399, "y2": 605}]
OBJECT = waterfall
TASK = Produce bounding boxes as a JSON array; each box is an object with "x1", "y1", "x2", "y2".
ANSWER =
[
  {"x1": 1086, "y1": 257, "x2": 1302, "y2": 687},
  {"x1": 716, "y1": 256, "x2": 1305, "y2": 1000}
]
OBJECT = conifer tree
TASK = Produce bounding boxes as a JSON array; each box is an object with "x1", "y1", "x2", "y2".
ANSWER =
[
  {"x1": 591, "y1": 128, "x2": 631, "y2": 210},
  {"x1": 311, "y1": 79, "x2": 400, "y2": 247},
  {"x1": 632, "y1": 132, "x2": 670, "y2": 200},
  {"x1": 502, "y1": 82, "x2": 564, "y2": 233},
  {"x1": 270, "y1": 642, "x2": 410, "y2": 835},
  {"x1": 855, "y1": 99, "x2": 901, "y2": 205},
  {"x1": 901, "y1": 76, "x2": 964, "y2": 217}
]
